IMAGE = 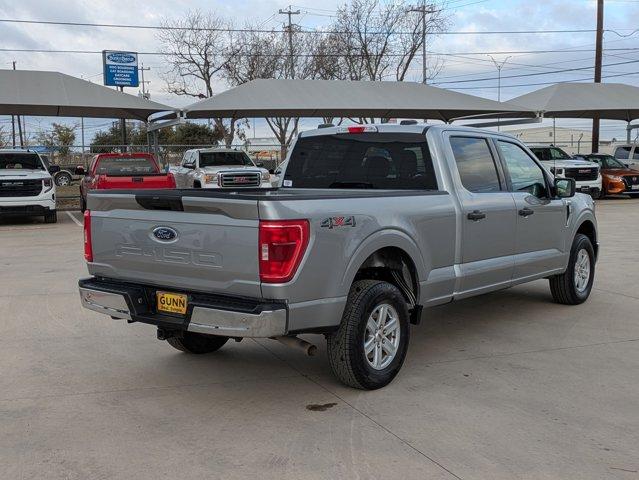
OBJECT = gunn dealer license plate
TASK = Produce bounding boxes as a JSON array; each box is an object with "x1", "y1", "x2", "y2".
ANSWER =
[{"x1": 156, "y1": 291, "x2": 188, "y2": 315}]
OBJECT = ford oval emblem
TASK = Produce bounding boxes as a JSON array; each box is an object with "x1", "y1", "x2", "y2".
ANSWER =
[
  {"x1": 152, "y1": 226, "x2": 178, "y2": 242},
  {"x1": 107, "y1": 53, "x2": 136, "y2": 64}
]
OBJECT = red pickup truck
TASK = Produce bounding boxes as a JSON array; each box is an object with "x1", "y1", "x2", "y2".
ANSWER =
[{"x1": 77, "y1": 153, "x2": 175, "y2": 211}]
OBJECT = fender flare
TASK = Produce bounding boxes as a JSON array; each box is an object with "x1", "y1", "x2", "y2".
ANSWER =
[{"x1": 339, "y1": 228, "x2": 429, "y2": 295}]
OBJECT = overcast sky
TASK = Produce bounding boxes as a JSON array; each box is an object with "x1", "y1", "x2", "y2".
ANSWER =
[{"x1": 1, "y1": 0, "x2": 638, "y2": 143}]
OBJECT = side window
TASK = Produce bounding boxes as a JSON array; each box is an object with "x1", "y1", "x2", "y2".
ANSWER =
[
  {"x1": 184, "y1": 151, "x2": 195, "y2": 167},
  {"x1": 633, "y1": 147, "x2": 639, "y2": 160},
  {"x1": 497, "y1": 141, "x2": 548, "y2": 199},
  {"x1": 450, "y1": 136, "x2": 501, "y2": 193},
  {"x1": 530, "y1": 148, "x2": 548, "y2": 161},
  {"x1": 615, "y1": 146, "x2": 630, "y2": 160}
]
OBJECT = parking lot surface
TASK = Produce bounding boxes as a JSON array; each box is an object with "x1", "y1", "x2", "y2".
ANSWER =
[{"x1": 1, "y1": 203, "x2": 638, "y2": 480}]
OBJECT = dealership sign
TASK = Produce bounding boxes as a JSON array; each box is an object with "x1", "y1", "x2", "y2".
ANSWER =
[{"x1": 102, "y1": 50, "x2": 139, "y2": 87}]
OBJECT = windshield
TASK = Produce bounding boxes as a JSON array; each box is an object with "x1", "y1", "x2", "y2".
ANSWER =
[
  {"x1": 95, "y1": 156, "x2": 158, "y2": 175},
  {"x1": 200, "y1": 151, "x2": 254, "y2": 168},
  {"x1": 0, "y1": 153, "x2": 44, "y2": 170},
  {"x1": 284, "y1": 133, "x2": 438, "y2": 190},
  {"x1": 590, "y1": 155, "x2": 626, "y2": 169}
]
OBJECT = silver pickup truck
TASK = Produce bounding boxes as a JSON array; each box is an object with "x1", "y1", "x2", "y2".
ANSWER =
[{"x1": 79, "y1": 124, "x2": 598, "y2": 390}]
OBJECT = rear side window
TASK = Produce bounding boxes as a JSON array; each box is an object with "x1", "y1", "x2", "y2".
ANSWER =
[
  {"x1": 96, "y1": 156, "x2": 157, "y2": 175},
  {"x1": 284, "y1": 133, "x2": 437, "y2": 190},
  {"x1": 633, "y1": 148, "x2": 639, "y2": 160},
  {"x1": 615, "y1": 146, "x2": 631, "y2": 159},
  {"x1": 450, "y1": 136, "x2": 501, "y2": 193}
]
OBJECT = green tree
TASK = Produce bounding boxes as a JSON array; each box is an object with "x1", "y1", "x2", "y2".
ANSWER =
[
  {"x1": 36, "y1": 123, "x2": 77, "y2": 156},
  {"x1": 168, "y1": 122, "x2": 223, "y2": 146}
]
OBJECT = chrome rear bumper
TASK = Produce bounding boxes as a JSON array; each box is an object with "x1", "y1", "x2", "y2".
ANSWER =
[{"x1": 78, "y1": 279, "x2": 287, "y2": 338}]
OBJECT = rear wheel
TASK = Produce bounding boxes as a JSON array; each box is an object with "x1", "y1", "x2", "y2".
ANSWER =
[
  {"x1": 80, "y1": 195, "x2": 86, "y2": 213},
  {"x1": 55, "y1": 171, "x2": 72, "y2": 186},
  {"x1": 167, "y1": 332, "x2": 228, "y2": 354},
  {"x1": 327, "y1": 280, "x2": 410, "y2": 390},
  {"x1": 44, "y1": 210, "x2": 57, "y2": 223},
  {"x1": 549, "y1": 233, "x2": 595, "y2": 305},
  {"x1": 193, "y1": 181, "x2": 202, "y2": 188}
]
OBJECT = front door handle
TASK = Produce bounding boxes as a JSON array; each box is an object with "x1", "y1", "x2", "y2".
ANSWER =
[
  {"x1": 519, "y1": 207, "x2": 534, "y2": 217},
  {"x1": 467, "y1": 210, "x2": 487, "y2": 221}
]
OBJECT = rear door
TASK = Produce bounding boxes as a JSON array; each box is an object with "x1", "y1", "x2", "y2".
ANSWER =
[
  {"x1": 88, "y1": 192, "x2": 262, "y2": 298},
  {"x1": 447, "y1": 135, "x2": 517, "y2": 296},
  {"x1": 494, "y1": 139, "x2": 568, "y2": 280}
]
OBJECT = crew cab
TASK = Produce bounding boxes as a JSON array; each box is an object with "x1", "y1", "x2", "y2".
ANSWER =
[
  {"x1": 612, "y1": 144, "x2": 639, "y2": 168},
  {"x1": 528, "y1": 145, "x2": 602, "y2": 198},
  {"x1": 0, "y1": 149, "x2": 57, "y2": 223},
  {"x1": 78, "y1": 124, "x2": 598, "y2": 390},
  {"x1": 170, "y1": 148, "x2": 271, "y2": 189},
  {"x1": 77, "y1": 153, "x2": 175, "y2": 212}
]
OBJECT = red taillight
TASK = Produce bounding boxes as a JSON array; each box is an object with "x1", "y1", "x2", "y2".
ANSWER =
[
  {"x1": 83, "y1": 210, "x2": 93, "y2": 262},
  {"x1": 259, "y1": 220, "x2": 309, "y2": 283},
  {"x1": 167, "y1": 172, "x2": 176, "y2": 188}
]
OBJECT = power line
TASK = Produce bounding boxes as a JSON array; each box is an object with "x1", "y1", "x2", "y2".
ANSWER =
[{"x1": 0, "y1": 18, "x2": 612, "y2": 35}]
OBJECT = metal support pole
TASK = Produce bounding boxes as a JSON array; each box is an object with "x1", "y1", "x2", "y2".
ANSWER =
[
  {"x1": 118, "y1": 86, "x2": 127, "y2": 152},
  {"x1": 591, "y1": 0, "x2": 604, "y2": 153}
]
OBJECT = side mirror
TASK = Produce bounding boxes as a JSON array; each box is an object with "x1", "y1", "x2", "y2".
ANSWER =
[
  {"x1": 48, "y1": 165, "x2": 61, "y2": 174},
  {"x1": 268, "y1": 169, "x2": 275, "y2": 174},
  {"x1": 74, "y1": 166, "x2": 85, "y2": 176},
  {"x1": 184, "y1": 164, "x2": 195, "y2": 170},
  {"x1": 555, "y1": 178, "x2": 576, "y2": 198},
  {"x1": 625, "y1": 163, "x2": 630, "y2": 168},
  {"x1": 255, "y1": 162, "x2": 264, "y2": 168}
]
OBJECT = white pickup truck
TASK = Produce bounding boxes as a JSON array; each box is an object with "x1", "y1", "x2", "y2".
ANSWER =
[
  {"x1": 170, "y1": 148, "x2": 271, "y2": 189},
  {"x1": 0, "y1": 149, "x2": 57, "y2": 223}
]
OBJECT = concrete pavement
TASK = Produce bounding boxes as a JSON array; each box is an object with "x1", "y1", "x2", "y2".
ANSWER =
[{"x1": 1, "y1": 203, "x2": 638, "y2": 479}]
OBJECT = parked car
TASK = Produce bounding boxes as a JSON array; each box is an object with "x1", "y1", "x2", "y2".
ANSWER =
[
  {"x1": 0, "y1": 149, "x2": 57, "y2": 223},
  {"x1": 77, "y1": 153, "x2": 175, "y2": 212},
  {"x1": 79, "y1": 124, "x2": 597, "y2": 390},
  {"x1": 582, "y1": 153, "x2": 639, "y2": 197},
  {"x1": 612, "y1": 144, "x2": 639, "y2": 168},
  {"x1": 528, "y1": 145, "x2": 602, "y2": 198},
  {"x1": 170, "y1": 148, "x2": 271, "y2": 189},
  {"x1": 269, "y1": 159, "x2": 288, "y2": 187}
]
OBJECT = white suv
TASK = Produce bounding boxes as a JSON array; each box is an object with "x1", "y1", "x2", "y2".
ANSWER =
[{"x1": 0, "y1": 149, "x2": 57, "y2": 223}]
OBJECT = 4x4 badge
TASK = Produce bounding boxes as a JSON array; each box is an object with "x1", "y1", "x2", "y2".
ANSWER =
[{"x1": 321, "y1": 216, "x2": 356, "y2": 229}]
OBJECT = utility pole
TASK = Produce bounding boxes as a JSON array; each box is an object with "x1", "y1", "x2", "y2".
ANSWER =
[
  {"x1": 139, "y1": 64, "x2": 151, "y2": 99},
  {"x1": 408, "y1": 1, "x2": 437, "y2": 84},
  {"x1": 12, "y1": 61, "x2": 24, "y2": 147},
  {"x1": 278, "y1": 6, "x2": 300, "y2": 79},
  {"x1": 591, "y1": 0, "x2": 604, "y2": 154},
  {"x1": 488, "y1": 55, "x2": 511, "y2": 131}
]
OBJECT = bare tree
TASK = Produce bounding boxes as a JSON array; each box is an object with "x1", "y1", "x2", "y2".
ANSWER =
[
  {"x1": 157, "y1": 10, "x2": 240, "y2": 147},
  {"x1": 0, "y1": 126, "x2": 8, "y2": 148}
]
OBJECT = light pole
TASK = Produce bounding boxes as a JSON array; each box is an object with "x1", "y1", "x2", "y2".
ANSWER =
[{"x1": 488, "y1": 55, "x2": 511, "y2": 131}]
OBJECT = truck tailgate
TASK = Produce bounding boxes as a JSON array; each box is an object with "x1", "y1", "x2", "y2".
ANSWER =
[
  {"x1": 87, "y1": 192, "x2": 261, "y2": 298},
  {"x1": 98, "y1": 174, "x2": 175, "y2": 190}
]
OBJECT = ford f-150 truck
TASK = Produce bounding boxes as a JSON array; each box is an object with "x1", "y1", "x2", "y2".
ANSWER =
[
  {"x1": 0, "y1": 149, "x2": 57, "y2": 223},
  {"x1": 79, "y1": 124, "x2": 598, "y2": 389},
  {"x1": 77, "y1": 153, "x2": 176, "y2": 212}
]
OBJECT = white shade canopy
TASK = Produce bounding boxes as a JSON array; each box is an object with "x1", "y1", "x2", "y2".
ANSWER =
[
  {"x1": 179, "y1": 79, "x2": 535, "y2": 122},
  {"x1": 0, "y1": 69, "x2": 175, "y2": 121}
]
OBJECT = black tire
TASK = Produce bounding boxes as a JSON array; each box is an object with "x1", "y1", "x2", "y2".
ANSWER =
[
  {"x1": 549, "y1": 233, "x2": 595, "y2": 305},
  {"x1": 80, "y1": 196, "x2": 86, "y2": 213},
  {"x1": 598, "y1": 188, "x2": 606, "y2": 199},
  {"x1": 55, "y1": 171, "x2": 72, "y2": 186},
  {"x1": 44, "y1": 210, "x2": 57, "y2": 223},
  {"x1": 166, "y1": 332, "x2": 228, "y2": 354},
  {"x1": 327, "y1": 280, "x2": 410, "y2": 390},
  {"x1": 193, "y1": 181, "x2": 202, "y2": 188}
]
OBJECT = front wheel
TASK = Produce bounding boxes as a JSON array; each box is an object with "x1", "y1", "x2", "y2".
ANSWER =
[
  {"x1": 167, "y1": 332, "x2": 228, "y2": 354},
  {"x1": 549, "y1": 233, "x2": 595, "y2": 305},
  {"x1": 44, "y1": 210, "x2": 57, "y2": 223},
  {"x1": 55, "y1": 171, "x2": 72, "y2": 186},
  {"x1": 327, "y1": 280, "x2": 410, "y2": 390}
]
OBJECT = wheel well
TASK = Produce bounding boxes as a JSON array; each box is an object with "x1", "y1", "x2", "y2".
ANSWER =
[
  {"x1": 193, "y1": 180, "x2": 201, "y2": 188},
  {"x1": 577, "y1": 220, "x2": 598, "y2": 258},
  {"x1": 353, "y1": 247, "x2": 419, "y2": 308}
]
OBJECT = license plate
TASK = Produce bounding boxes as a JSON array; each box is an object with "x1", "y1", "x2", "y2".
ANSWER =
[
  {"x1": 156, "y1": 291, "x2": 188, "y2": 315},
  {"x1": 632, "y1": 185, "x2": 639, "y2": 190}
]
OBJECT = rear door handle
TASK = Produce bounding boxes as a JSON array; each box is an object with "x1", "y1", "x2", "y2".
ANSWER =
[
  {"x1": 518, "y1": 207, "x2": 534, "y2": 217},
  {"x1": 467, "y1": 210, "x2": 486, "y2": 221}
]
